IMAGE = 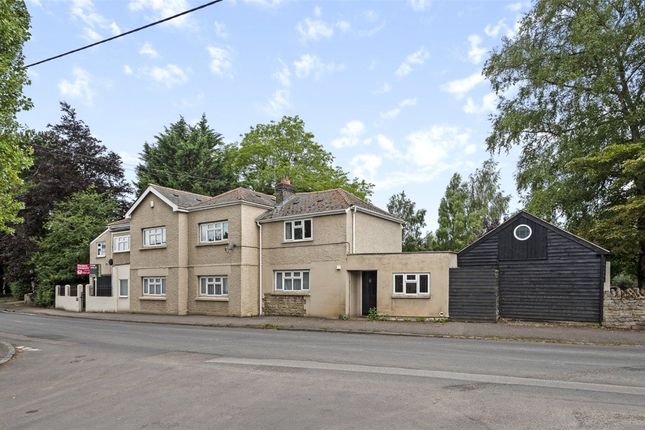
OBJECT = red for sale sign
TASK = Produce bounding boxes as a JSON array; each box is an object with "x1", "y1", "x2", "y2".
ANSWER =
[{"x1": 76, "y1": 264, "x2": 91, "y2": 275}]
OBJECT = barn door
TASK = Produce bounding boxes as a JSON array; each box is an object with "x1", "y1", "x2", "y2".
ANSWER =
[{"x1": 449, "y1": 267, "x2": 498, "y2": 321}]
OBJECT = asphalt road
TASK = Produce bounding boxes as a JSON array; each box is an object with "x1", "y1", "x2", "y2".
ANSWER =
[{"x1": 0, "y1": 312, "x2": 644, "y2": 429}]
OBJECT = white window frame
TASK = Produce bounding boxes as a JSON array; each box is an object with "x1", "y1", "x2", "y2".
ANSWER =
[
  {"x1": 97, "y1": 241, "x2": 106, "y2": 257},
  {"x1": 198, "y1": 276, "x2": 229, "y2": 297},
  {"x1": 119, "y1": 279, "x2": 129, "y2": 298},
  {"x1": 142, "y1": 277, "x2": 166, "y2": 296},
  {"x1": 143, "y1": 227, "x2": 166, "y2": 247},
  {"x1": 513, "y1": 224, "x2": 532, "y2": 241},
  {"x1": 284, "y1": 219, "x2": 312, "y2": 242},
  {"x1": 275, "y1": 270, "x2": 310, "y2": 292},
  {"x1": 199, "y1": 221, "x2": 229, "y2": 243},
  {"x1": 393, "y1": 273, "x2": 430, "y2": 296},
  {"x1": 113, "y1": 235, "x2": 130, "y2": 253}
]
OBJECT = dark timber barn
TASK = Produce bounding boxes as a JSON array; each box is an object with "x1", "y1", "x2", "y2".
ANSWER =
[{"x1": 449, "y1": 211, "x2": 610, "y2": 323}]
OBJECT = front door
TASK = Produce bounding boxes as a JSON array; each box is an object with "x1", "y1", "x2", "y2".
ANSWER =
[{"x1": 361, "y1": 271, "x2": 377, "y2": 316}]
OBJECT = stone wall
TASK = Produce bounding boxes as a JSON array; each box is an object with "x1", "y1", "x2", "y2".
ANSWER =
[
  {"x1": 263, "y1": 294, "x2": 306, "y2": 316},
  {"x1": 604, "y1": 288, "x2": 645, "y2": 330}
]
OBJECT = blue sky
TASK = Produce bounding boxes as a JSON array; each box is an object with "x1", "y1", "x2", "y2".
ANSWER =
[{"x1": 21, "y1": 0, "x2": 528, "y2": 230}]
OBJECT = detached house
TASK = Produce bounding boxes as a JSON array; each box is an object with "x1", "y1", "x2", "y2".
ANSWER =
[{"x1": 88, "y1": 180, "x2": 457, "y2": 318}]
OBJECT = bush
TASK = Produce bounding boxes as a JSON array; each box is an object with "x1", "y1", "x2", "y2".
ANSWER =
[
  {"x1": 367, "y1": 307, "x2": 379, "y2": 321},
  {"x1": 612, "y1": 273, "x2": 637, "y2": 289},
  {"x1": 34, "y1": 284, "x2": 54, "y2": 307},
  {"x1": 9, "y1": 281, "x2": 31, "y2": 300}
]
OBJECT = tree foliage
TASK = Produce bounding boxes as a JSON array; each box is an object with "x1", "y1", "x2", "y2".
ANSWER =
[
  {"x1": 387, "y1": 191, "x2": 427, "y2": 251},
  {"x1": 234, "y1": 116, "x2": 373, "y2": 199},
  {"x1": 0, "y1": 103, "x2": 130, "y2": 286},
  {"x1": 483, "y1": 0, "x2": 644, "y2": 285},
  {"x1": 0, "y1": 0, "x2": 32, "y2": 233},
  {"x1": 135, "y1": 115, "x2": 238, "y2": 196},
  {"x1": 434, "y1": 160, "x2": 510, "y2": 251},
  {"x1": 31, "y1": 190, "x2": 118, "y2": 306}
]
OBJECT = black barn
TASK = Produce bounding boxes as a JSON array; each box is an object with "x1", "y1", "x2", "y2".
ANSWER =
[{"x1": 449, "y1": 211, "x2": 609, "y2": 323}]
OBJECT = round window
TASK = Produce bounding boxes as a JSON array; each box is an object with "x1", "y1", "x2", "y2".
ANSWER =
[{"x1": 513, "y1": 224, "x2": 532, "y2": 241}]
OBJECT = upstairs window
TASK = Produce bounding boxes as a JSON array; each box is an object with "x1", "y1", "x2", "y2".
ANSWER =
[
  {"x1": 113, "y1": 235, "x2": 130, "y2": 252},
  {"x1": 284, "y1": 219, "x2": 312, "y2": 241},
  {"x1": 199, "y1": 221, "x2": 229, "y2": 243},
  {"x1": 393, "y1": 273, "x2": 430, "y2": 296},
  {"x1": 97, "y1": 241, "x2": 106, "y2": 257},
  {"x1": 143, "y1": 227, "x2": 166, "y2": 247}
]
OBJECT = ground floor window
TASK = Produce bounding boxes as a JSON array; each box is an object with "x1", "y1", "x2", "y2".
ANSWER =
[
  {"x1": 199, "y1": 276, "x2": 228, "y2": 297},
  {"x1": 275, "y1": 271, "x2": 309, "y2": 291},
  {"x1": 119, "y1": 279, "x2": 129, "y2": 297},
  {"x1": 393, "y1": 273, "x2": 430, "y2": 295},
  {"x1": 143, "y1": 277, "x2": 165, "y2": 296}
]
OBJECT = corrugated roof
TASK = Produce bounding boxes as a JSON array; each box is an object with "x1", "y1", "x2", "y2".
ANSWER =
[{"x1": 257, "y1": 188, "x2": 398, "y2": 222}]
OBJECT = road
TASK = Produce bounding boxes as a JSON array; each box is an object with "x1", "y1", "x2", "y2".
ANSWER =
[{"x1": 0, "y1": 312, "x2": 644, "y2": 429}]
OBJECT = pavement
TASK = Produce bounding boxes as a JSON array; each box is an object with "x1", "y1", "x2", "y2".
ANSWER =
[
  {"x1": 0, "y1": 311, "x2": 644, "y2": 429},
  {"x1": 1, "y1": 301, "x2": 644, "y2": 346}
]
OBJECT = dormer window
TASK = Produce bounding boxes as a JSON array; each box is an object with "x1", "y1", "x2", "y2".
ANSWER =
[{"x1": 284, "y1": 219, "x2": 312, "y2": 241}]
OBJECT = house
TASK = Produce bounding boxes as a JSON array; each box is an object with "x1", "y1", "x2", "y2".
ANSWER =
[
  {"x1": 449, "y1": 211, "x2": 611, "y2": 323},
  {"x1": 88, "y1": 180, "x2": 457, "y2": 319}
]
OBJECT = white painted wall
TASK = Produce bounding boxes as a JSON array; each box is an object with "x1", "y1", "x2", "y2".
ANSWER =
[
  {"x1": 114, "y1": 264, "x2": 130, "y2": 312},
  {"x1": 54, "y1": 285, "x2": 82, "y2": 312}
]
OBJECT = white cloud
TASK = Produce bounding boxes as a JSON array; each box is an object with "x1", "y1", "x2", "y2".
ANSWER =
[
  {"x1": 464, "y1": 144, "x2": 477, "y2": 155},
  {"x1": 395, "y1": 46, "x2": 429, "y2": 78},
  {"x1": 351, "y1": 154, "x2": 382, "y2": 182},
  {"x1": 314, "y1": 6, "x2": 322, "y2": 17},
  {"x1": 123, "y1": 64, "x2": 133, "y2": 75},
  {"x1": 296, "y1": 18, "x2": 334, "y2": 41},
  {"x1": 207, "y1": 45, "x2": 233, "y2": 78},
  {"x1": 375, "y1": 134, "x2": 400, "y2": 158},
  {"x1": 463, "y1": 92, "x2": 497, "y2": 114},
  {"x1": 71, "y1": 0, "x2": 120, "y2": 40},
  {"x1": 144, "y1": 64, "x2": 189, "y2": 87},
  {"x1": 484, "y1": 18, "x2": 507, "y2": 37},
  {"x1": 139, "y1": 42, "x2": 159, "y2": 58},
  {"x1": 214, "y1": 21, "x2": 229, "y2": 39},
  {"x1": 442, "y1": 72, "x2": 485, "y2": 98},
  {"x1": 380, "y1": 98, "x2": 417, "y2": 120},
  {"x1": 336, "y1": 20, "x2": 351, "y2": 32},
  {"x1": 58, "y1": 68, "x2": 94, "y2": 105},
  {"x1": 293, "y1": 54, "x2": 344, "y2": 79},
  {"x1": 273, "y1": 60, "x2": 291, "y2": 87},
  {"x1": 128, "y1": 0, "x2": 191, "y2": 27},
  {"x1": 405, "y1": 126, "x2": 470, "y2": 169},
  {"x1": 408, "y1": 0, "x2": 431, "y2": 11},
  {"x1": 373, "y1": 82, "x2": 391, "y2": 94},
  {"x1": 467, "y1": 34, "x2": 487, "y2": 64},
  {"x1": 331, "y1": 120, "x2": 367, "y2": 148},
  {"x1": 507, "y1": 2, "x2": 528, "y2": 11},
  {"x1": 265, "y1": 89, "x2": 291, "y2": 116}
]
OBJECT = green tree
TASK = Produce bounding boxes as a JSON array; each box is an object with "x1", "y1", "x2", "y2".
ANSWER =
[
  {"x1": 435, "y1": 173, "x2": 479, "y2": 251},
  {"x1": 483, "y1": 0, "x2": 645, "y2": 285},
  {"x1": 135, "y1": 114, "x2": 238, "y2": 196},
  {"x1": 387, "y1": 191, "x2": 428, "y2": 251},
  {"x1": 467, "y1": 159, "x2": 510, "y2": 235},
  {"x1": 0, "y1": 0, "x2": 32, "y2": 233},
  {"x1": 234, "y1": 116, "x2": 373, "y2": 199},
  {"x1": 31, "y1": 190, "x2": 118, "y2": 306}
]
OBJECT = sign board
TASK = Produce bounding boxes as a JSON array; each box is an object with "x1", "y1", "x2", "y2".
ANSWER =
[{"x1": 76, "y1": 264, "x2": 97, "y2": 276}]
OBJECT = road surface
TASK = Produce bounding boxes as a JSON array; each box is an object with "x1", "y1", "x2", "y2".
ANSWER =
[{"x1": 0, "y1": 311, "x2": 644, "y2": 429}]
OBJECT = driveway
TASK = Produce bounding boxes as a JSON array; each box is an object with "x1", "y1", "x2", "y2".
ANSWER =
[{"x1": 1, "y1": 312, "x2": 644, "y2": 429}]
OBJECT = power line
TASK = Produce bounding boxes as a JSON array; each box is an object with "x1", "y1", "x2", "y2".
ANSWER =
[{"x1": 25, "y1": 0, "x2": 224, "y2": 68}]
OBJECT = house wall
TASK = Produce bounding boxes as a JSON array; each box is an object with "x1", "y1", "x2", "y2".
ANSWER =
[
  {"x1": 353, "y1": 211, "x2": 402, "y2": 254},
  {"x1": 110, "y1": 231, "x2": 131, "y2": 266},
  {"x1": 128, "y1": 194, "x2": 180, "y2": 314},
  {"x1": 346, "y1": 253, "x2": 457, "y2": 318},
  {"x1": 90, "y1": 229, "x2": 111, "y2": 277},
  {"x1": 113, "y1": 264, "x2": 130, "y2": 312},
  {"x1": 54, "y1": 285, "x2": 83, "y2": 312},
  {"x1": 261, "y1": 213, "x2": 349, "y2": 318}
]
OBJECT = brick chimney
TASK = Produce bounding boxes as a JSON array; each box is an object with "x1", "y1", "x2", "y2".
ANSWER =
[{"x1": 275, "y1": 178, "x2": 295, "y2": 204}]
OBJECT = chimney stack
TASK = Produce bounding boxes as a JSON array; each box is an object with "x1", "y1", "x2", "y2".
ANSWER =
[{"x1": 275, "y1": 178, "x2": 295, "y2": 204}]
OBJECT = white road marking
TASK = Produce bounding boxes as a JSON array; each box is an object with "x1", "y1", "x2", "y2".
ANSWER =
[
  {"x1": 206, "y1": 357, "x2": 645, "y2": 396},
  {"x1": 15, "y1": 346, "x2": 41, "y2": 352}
]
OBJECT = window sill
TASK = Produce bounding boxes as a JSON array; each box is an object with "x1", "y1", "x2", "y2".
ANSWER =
[
  {"x1": 282, "y1": 238, "x2": 313, "y2": 244},
  {"x1": 271, "y1": 291, "x2": 310, "y2": 296},
  {"x1": 113, "y1": 250, "x2": 130, "y2": 254},
  {"x1": 96, "y1": 255, "x2": 106, "y2": 258},
  {"x1": 392, "y1": 294, "x2": 431, "y2": 299},
  {"x1": 119, "y1": 296, "x2": 129, "y2": 299},
  {"x1": 139, "y1": 245, "x2": 167, "y2": 251},
  {"x1": 195, "y1": 241, "x2": 228, "y2": 247},
  {"x1": 139, "y1": 296, "x2": 166, "y2": 301},
  {"x1": 196, "y1": 296, "x2": 229, "y2": 302}
]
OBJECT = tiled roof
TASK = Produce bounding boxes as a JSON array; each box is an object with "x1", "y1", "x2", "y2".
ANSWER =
[
  {"x1": 149, "y1": 184, "x2": 211, "y2": 209},
  {"x1": 257, "y1": 189, "x2": 400, "y2": 222},
  {"x1": 108, "y1": 218, "x2": 129, "y2": 226},
  {"x1": 192, "y1": 187, "x2": 275, "y2": 209}
]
